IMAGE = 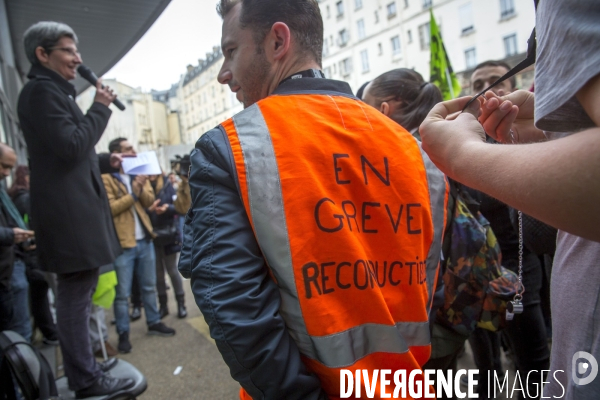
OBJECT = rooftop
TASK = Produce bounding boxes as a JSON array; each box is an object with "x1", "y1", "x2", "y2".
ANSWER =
[{"x1": 182, "y1": 46, "x2": 222, "y2": 87}]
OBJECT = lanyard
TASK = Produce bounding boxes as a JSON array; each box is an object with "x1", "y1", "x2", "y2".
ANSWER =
[
  {"x1": 462, "y1": 27, "x2": 536, "y2": 112},
  {"x1": 462, "y1": 0, "x2": 539, "y2": 111}
]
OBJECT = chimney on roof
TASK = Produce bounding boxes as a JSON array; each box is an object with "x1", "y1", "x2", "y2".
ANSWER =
[
  {"x1": 186, "y1": 64, "x2": 194, "y2": 72},
  {"x1": 213, "y1": 46, "x2": 220, "y2": 53},
  {"x1": 198, "y1": 59, "x2": 204, "y2": 65}
]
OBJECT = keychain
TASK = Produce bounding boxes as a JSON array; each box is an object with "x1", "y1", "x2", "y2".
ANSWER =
[{"x1": 507, "y1": 211, "x2": 525, "y2": 321}]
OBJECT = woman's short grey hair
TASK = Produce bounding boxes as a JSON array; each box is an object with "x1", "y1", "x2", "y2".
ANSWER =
[{"x1": 23, "y1": 21, "x2": 78, "y2": 65}]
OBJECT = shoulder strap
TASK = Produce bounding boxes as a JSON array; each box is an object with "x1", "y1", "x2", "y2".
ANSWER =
[
  {"x1": 0, "y1": 355, "x2": 17, "y2": 400},
  {"x1": 0, "y1": 332, "x2": 58, "y2": 399},
  {"x1": 34, "y1": 345, "x2": 58, "y2": 399},
  {"x1": 462, "y1": 28, "x2": 536, "y2": 112}
]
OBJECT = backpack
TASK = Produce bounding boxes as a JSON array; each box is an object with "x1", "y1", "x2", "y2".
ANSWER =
[
  {"x1": 0, "y1": 330, "x2": 58, "y2": 400},
  {"x1": 436, "y1": 181, "x2": 520, "y2": 336}
]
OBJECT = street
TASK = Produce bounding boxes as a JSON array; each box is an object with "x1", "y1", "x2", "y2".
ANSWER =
[{"x1": 101, "y1": 280, "x2": 239, "y2": 399}]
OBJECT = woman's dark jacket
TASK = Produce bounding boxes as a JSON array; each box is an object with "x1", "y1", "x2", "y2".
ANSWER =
[
  {"x1": 147, "y1": 175, "x2": 180, "y2": 248},
  {"x1": 17, "y1": 64, "x2": 121, "y2": 274}
]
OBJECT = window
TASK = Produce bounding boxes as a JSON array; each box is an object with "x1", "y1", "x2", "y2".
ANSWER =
[
  {"x1": 339, "y1": 29, "x2": 350, "y2": 46},
  {"x1": 340, "y1": 58, "x2": 353, "y2": 76},
  {"x1": 336, "y1": 1, "x2": 344, "y2": 17},
  {"x1": 326, "y1": 5, "x2": 330, "y2": 18},
  {"x1": 0, "y1": 108, "x2": 8, "y2": 145},
  {"x1": 465, "y1": 47, "x2": 477, "y2": 69},
  {"x1": 0, "y1": 54, "x2": 4, "y2": 91},
  {"x1": 504, "y1": 34, "x2": 518, "y2": 56},
  {"x1": 391, "y1": 35, "x2": 402, "y2": 55},
  {"x1": 387, "y1": 2, "x2": 397, "y2": 18},
  {"x1": 360, "y1": 50, "x2": 370, "y2": 73},
  {"x1": 407, "y1": 29, "x2": 413, "y2": 43},
  {"x1": 324, "y1": 66, "x2": 332, "y2": 78},
  {"x1": 323, "y1": 39, "x2": 330, "y2": 57},
  {"x1": 357, "y1": 19, "x2": 366, "y2": 40},
  {"x1": 459, "y1": 3, "x2": 474, "y2": 35},
  {"x1": 500, "y1": 0, "x2": 515, "y2": 19},
  {"x1": 404, "y1": 0, "x2": 409, "y2": 8},
  {"x1": 355, "y1": 0, "x2": 363, "y2": 10},
  {"x1": 418, "y1": 22, "x2": 430, "y2": 50},
  {"x1": 375, "y1": 10, "x2": 379, "y2": 23},
  {"x1": 422, "y1": 0, "x2": 432, "y2": 8},
  {"x1": 378, "y1": 43, "x2": 383, "y2": 55}
]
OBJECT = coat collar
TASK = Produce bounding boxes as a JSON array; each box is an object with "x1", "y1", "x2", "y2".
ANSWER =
[
  {"x1": 273, "y1": 77, "x2": 354, "y2": 97},
  {"x1": 27, "y1": 64, "x2": 77, "y2": 98}
]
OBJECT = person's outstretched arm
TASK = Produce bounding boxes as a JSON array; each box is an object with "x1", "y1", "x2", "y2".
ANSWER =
[
  {"x1": 419, "y1": 75, "x2": 600, "y2": 242},
  {"x1": 184, "y1": 128, "x2": 327, "y2": 400}
]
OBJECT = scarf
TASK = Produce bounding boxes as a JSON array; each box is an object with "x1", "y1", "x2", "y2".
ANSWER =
[{"x1": 0, "y1": 188, "x2": 27, "y2": 230}]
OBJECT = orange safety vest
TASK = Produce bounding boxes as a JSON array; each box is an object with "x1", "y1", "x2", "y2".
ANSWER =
[{"x1": 224, "y1": 92, "x2": 448, "y2": 400}]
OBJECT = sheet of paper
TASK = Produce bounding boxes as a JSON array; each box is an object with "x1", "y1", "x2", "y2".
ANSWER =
[{"x1": 121, "y1": 151, "x2": 162, "y2": 175}]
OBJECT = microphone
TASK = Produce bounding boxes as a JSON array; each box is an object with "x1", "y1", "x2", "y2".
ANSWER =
[{"x1": 77, "y1": 65, "x2": 126, "y2": 111}]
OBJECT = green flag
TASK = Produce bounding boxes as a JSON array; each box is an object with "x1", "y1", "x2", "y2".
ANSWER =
[{"x1": 429, "y1": 10, "x2": 462, "y2": 100}]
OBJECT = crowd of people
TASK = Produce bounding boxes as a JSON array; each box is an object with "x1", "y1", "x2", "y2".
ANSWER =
[
  {"x1": 178, "y1": 0, "x2": 598, "y2": 399},
  {"x1": 0, "y1": 0, "x2": 598, "y2": 399}
]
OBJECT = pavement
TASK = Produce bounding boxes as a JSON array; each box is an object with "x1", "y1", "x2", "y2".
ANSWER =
[
  {"x1": 101, "y1": 279, "x2": 240, "y2": 399},
  {"x1": 35, "y1": 278, "x2": 518, "y2": 399},
  {"x1": 38, "y1": 279, "x2": 240, "y2": 400}
]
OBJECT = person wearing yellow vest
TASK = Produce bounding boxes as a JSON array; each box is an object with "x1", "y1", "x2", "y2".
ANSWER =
[{"x1": 178, "y1": 1, "x2": 448, "y2": 399}]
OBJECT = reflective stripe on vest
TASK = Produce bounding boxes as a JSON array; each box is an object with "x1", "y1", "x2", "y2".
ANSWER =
[{"x1": 224, "y1": 93, "x2": 448, "y2": 397}]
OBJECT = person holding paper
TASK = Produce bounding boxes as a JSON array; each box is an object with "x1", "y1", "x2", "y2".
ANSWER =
[
  {"x1": 121, "y1": 150, "x2": 163, "y2": 176},
  {"x1": 103, "y1": 137, "x2": 176, "y2": 354}
]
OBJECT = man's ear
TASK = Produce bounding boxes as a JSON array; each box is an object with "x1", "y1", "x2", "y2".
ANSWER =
[
  {"x1": 265, "y1": 22, "x2": 291, "y2": 61},
  {"x1": 380, "y1": 102, "x2": 390, "y2": 116},
  {"x1": 34, "y1": 46, "x2": 49, "y2": 64}
]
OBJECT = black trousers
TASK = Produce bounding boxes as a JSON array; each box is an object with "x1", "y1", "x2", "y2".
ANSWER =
[
  {"x1": 423, "y1": 348, "x2": 462, "y2": 400},
  {"x1": 130, "y1": 276, "x2": 142, "y2": 308},
  {"x1": 27, "y1": 269, "x2": 57, "y2": 341},
  {"x1": 56, "y1": 268, "x2": 102, "y2": 391},
  {"x1": 0, "y1": 285, "x2": 12, "y2": 331}
]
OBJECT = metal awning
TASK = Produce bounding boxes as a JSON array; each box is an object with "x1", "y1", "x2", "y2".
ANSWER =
[{"x1": 6, "y1": 0, "x2": 171, "y2": 92}]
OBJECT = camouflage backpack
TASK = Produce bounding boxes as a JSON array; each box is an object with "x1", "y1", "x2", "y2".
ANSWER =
[{"x1": 436, "y1": 182, "x2": 520, "y2": 336}]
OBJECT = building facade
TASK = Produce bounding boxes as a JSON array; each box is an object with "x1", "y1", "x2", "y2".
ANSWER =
[
  {"x1": 318, "y1": 0, "x2": 535, "y2": 94},
  {"x1": 178, "y1": 47, "x2": 242, "y2": 145},
  {"x1": 77, "y1": 79, "x2": 181, "y2": 155},
  {"x1": 153, "y1": 84, "x2": 183, "y2": 148}
]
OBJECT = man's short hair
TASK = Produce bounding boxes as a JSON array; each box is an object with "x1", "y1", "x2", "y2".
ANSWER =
[
  {"x1": 23, "y1": 21, "x2": 78, "y2": 65},
  {"x1": 108, "y1": 137, "x2": 127, "y2": 153},
  {"x1": 217, "y1": 0, "x2": 324, "y2": 66},
  {"x1": 472, "y1": 60, "x2": 516, "y2": 89}
]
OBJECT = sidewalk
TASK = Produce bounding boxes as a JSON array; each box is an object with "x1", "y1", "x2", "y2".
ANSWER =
[
  {"x1": 36, "y1": 280, "x2": 516, "y2": 399},
  {"x1": 37, "y1": 280, "x2": 239, "y2": 399},
  {"x1": 101, "y1": 280, "x2": 240, "y2": 399}
]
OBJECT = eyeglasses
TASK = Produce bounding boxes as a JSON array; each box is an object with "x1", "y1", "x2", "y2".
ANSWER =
[{"x1": 48, "y1": 47, "x2": 81, "y2": 58}]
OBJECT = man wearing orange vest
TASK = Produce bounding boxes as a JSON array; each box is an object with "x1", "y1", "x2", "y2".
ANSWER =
[{"x1": 178, "y1": 0, "x2": 448, "y2": 398}]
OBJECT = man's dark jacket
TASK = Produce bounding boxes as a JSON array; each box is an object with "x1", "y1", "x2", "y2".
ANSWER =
[
  {"x1": 17, "y1": 64, "x2": 121, "y2": 274},
  {"x1": 0, "y1": 197, "x2": 17, "y2": 289}
]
